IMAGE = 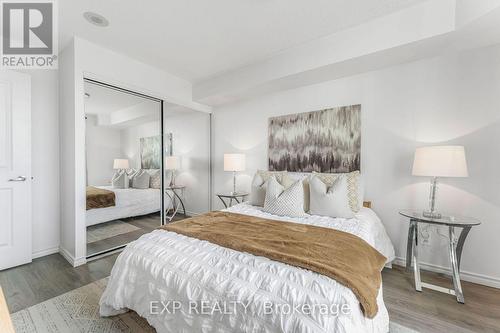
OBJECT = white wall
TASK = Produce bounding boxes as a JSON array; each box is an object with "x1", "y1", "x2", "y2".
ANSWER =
[
  {"x1": 59, "y1": 37, "x2": 197, "y2": 265},
  {"x1": 85, "y1": 116, "x2": 122, "y2": 186},
  {"x1": 212, "y1": 43, "x2": 500, "y2": 288},
  {"x1": 120, "y1": 112, "x2": 211, "y2": 215},
  {"x1": 58, "y1": 40, "x2": 77, "y2": 261},
  {"x1": 164, "y1": 111, "x2": 211, "y2": 215},
  {"x1": 121, "y1": 121, "x2": 161, "y2": 169}
]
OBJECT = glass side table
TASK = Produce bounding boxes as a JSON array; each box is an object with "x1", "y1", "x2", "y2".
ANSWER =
[
  {"x1": 165, "y1": 185, "x2": 186, "y2": 222},
  {"x1": 399, "y1": 210, "x2": 480, "y2": 303},
  {"x1": 216, "y1": 192, "x2": 249, "y2": 209}
]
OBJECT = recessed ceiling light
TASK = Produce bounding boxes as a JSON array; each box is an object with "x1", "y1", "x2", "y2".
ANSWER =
[{"x1": 83, "y1": 12, "x2": 109, "y2": 27}]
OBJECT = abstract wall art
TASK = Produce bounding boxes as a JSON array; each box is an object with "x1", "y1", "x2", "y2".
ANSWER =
[{"x1": 268, "y1": 104, "x2": 361, "y2": 173}]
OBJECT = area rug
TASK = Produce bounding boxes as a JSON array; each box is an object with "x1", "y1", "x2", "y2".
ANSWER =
[
  {"x1": 12, "y1": 278, "x2": 418, "y2": 333},
  {"x1": 87, "y1": 220, "x2": 140, "y2": 243}
]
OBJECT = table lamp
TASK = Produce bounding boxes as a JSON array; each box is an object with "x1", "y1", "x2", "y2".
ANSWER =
[
  {"x1": 224, "y1": 153, "x2": 245, "y2": 195},
  {"x1": 412, "y1": 145, "x2": 468, "y2": 218},
  {"x1": 113, "y1": 159, "x2": 129, "y2": 171},
  {"x1": 165, "y1": 156, "x2": 180, "y2": 186}
]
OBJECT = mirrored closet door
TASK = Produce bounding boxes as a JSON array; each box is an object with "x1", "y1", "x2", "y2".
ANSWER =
[
  {"x1": 84, "y1": 79, "x2": 163, "y2": 257},
  {"x1": 163, "y1": 106, "x2": 211, "y2": 222},
  {"x1": 84, "y1": 79, "x2": 212, "y2": 258}
]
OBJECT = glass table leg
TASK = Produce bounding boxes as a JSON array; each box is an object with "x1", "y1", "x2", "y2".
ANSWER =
[{"x1": 449, "y1": 226, "x2": 465, "y2": 303}]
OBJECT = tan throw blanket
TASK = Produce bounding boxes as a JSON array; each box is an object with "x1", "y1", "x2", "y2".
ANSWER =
[
  {"x1": 161, "y1": 211, "x2": 387, "y2": 318},
  {"x1": 86, "y1": 186, "x2": 116, "y2": 210}
]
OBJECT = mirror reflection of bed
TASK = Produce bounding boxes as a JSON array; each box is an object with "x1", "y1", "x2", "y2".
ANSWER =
[
  {"x1": 84, "y1": 80, "x2": 212, "y2": 258},
  {"x1": 84, "y1": 80, "x2": 167, "y2": 258}
]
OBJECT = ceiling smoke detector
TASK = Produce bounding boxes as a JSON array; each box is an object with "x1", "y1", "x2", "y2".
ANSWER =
[{"x1": 83, "y1": 12, "x2": 109, "y2": 27}]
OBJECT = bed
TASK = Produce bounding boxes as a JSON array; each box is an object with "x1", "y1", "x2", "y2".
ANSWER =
[
  {"x1": 100, "y1": 201, "x2": 395, "y2": 332},
  {"x1": 86, "y1": 186, "x2": 165, "y2": 226}
]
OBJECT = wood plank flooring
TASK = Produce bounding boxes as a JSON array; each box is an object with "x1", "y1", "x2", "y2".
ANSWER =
[
  {"x1": 383, "y1": 265, "x2": 500, "y2": 332},
  {"x1": 1, "y1": 254, "x2": 499, "y2": 332},
  {"x1": 86, "y1": 213, "x2": 185, "y2": 256}
]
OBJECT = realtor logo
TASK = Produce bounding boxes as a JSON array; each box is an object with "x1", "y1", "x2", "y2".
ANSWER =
[{"x1": 1, "y1": 0, "x2": 57, "y2": 69}]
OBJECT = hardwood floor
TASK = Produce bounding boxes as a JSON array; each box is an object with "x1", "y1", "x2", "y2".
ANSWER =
[
  {"x1": 0, "y1": 253, "x2": 119, "y2": 313},
  {"x1": 383, "y1": 265, "x2": 500, "y2": 332},
  {"x1": 86, "y1": 213, "x2": 185, "y2": 256},
  {"x1": 1, "y1": 253, "x2": 499, "y2": 332},
  {"x1": 86, "y1": 213, "x2": 161, "y2": 256}
]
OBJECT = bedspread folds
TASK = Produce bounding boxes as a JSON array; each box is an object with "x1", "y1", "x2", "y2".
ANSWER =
[
  {"x1": 86, "y1": 186, "x2": 116, "y2": 210},
  {"x1": 161, "y1": 211, "x2": 387, "y2": 318}
]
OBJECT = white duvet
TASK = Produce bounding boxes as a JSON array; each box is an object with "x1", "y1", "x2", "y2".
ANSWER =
[
  {"x1": 100, "y1": 203, "x2": 395, "y2": 333},
  {"x1": 86, "y1": 186, "x2": 164, "y2": 226}
]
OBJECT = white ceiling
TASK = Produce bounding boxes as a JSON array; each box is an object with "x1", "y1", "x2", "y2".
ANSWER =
[
  {"x1": 83, "y1": 82, "x2": 152, "y2": 116},
  {"x1": 60, "y1": 0, "x2": 424, "y2": 82}
]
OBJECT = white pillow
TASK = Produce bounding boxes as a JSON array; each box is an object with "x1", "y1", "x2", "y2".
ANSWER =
[
  {"x1": 311, "y1": 171, "x2": 363, "y2": 212},
  {"x1": 263, "y1": 177, "x2": 306, "y2": 217},
  {"x1": 111, "y1": 170, "x2": 129, "y2": 189},
  {"x1": 309, "y1": 175, "x2": 355, "y2": 218},
  {"x1": 149, "y1": 169, "x2": 161, "y2": 189},
  {"x1": 249, "y1": 170, "x2": 290, "y2": 207},
  {"x1": 131, "y1": 169, "x2": 150, "y2": 189},
  {"x1": 127, "y1": 169, "x2": 139, "y2": 187}
]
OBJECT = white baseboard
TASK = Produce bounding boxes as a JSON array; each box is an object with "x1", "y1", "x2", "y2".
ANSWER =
[
  {"x1": 32, "y1": 246, "x2": 59, "y2": 259},
  {"x1": 59, "y1": 246, "x2": 87, "y2": 267},
  {"x1": 393, "y1": 257, "x2": 500, "y2": 289}
]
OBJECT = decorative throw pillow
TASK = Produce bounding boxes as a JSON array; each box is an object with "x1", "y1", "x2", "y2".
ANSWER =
[
  {"x1": 311, "y1": 170, "x2": 363, "y2": 212},
  {"x1": 131, "y1": 169, "x2": 151, "y2": 189},
  {"x1": 149, "y1": 169, "x2": 161, "y2": 189},
  {"x1": 263, "y1": 177, "x2": 306, "y2": 217},
  {"x1": 127, "y1": 169, "x2": 139, "y2": 187},
  {"x1": 111, "y1": 170, "x2": 129, "y2": 189},
  {"x1": 309, "y1": 175, "x2": 355, "y2": 218},
  {"x1": 249, "y1": 170, "x2": 289, "y2": 206}
]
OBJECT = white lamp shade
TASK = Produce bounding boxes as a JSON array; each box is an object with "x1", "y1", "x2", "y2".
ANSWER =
[
  {"x1": 113, "y1": 159, "x2": 129, "y2": 169},
  {"x1": 165, "y1": 156, "x2": 180, "y2": 170},
  {"x1": 224, "y1": 153, "x2": 245, "y2": 172},
  {"x1": 412, "y1": 146, "x2": 468, "y2": 177}
]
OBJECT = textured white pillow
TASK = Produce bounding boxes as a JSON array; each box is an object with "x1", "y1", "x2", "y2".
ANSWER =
[
  {"x1": 127, "y1": 169, "x2": 139, "y2": 187},
  {"x1": 309, "y1": 175, "x2": 355, "y2": 218},
  {"x1": 111, "y1": 170, "x2": 129, "y2": 189},
  {"x1": 311, "y1": 171, "x2": 363, "y2": 212},
  {"x1": 131, "y1": 169, "x2": 151, "y2": 189},
  {"x1": 249, "y1": 170, "x2": 289, "y2": 207},
  {"x1": 149, "y1": 169, "x2": 161, "y2": 189},
  {"x1": 263, "y1": 177, "x2": 306, "y2": 217}
]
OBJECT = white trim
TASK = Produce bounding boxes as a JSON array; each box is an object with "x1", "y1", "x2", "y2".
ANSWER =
[
  {"x1": 393, "y1": 257, "x2": 500, "y2": 289},
  {"x1": 59, "y1": 246, "x2": 87, "y2": 267},
  {"x1": 86, "y1": 247, "x2": 124, "y2": 262},
  {"x1": 32, "y1": 247, "x2": 59, "y2": 259}
]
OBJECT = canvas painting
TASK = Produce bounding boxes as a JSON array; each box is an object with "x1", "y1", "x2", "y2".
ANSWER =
[
  {"x1": 140, "y1": 134, "x2": 173, "y2": 169},
  {"x1": 268, "y1": 104, "x2": 361, "y2": 173}
]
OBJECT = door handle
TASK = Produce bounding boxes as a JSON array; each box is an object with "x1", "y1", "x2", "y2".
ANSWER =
[{"x1": 8, "y1": 176, "x2": 26, "y2": 182}]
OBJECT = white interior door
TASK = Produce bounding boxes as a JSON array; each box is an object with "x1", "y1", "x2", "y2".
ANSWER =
[{"x1": 0, "y1": 70, "x2": 31, "y2": 270}]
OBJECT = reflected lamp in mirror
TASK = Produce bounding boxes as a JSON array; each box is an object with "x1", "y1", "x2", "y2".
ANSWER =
[
  {"x1": 165, "y1": 156, "x2": 180, "y2": 186},
  {"x1": 412, "y1": 145, "x2": 468, "y2": 219},
  {"x1": 224, "y1": 153, "x2": 246, "y2": 195},
  {"x1": 113, "y1": 159, "x2": 129, "y2": 171}
]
